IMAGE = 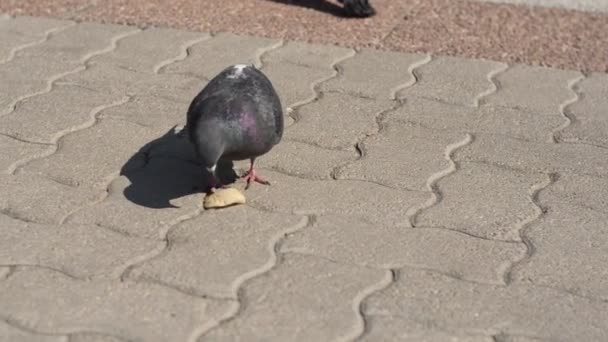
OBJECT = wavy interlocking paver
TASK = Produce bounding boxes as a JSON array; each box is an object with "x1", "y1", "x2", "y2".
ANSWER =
[
  {"x1": 18, "y1": 116, "x2": 156, "y2": 188},
  {"x1": 57, "y1": 63, "x2": 204, "y2": 103},
  {"x1": 389, "y1": 96, "x2": 564, "y2": 143},
  {"x1": 454, "y1": 134, "x2": 608, "y2": 177},
  {"x1": 96, "y1": 94, "x2": 189, "y2": 130},
  {"x1": 12, "y1": 95, "x2": 190, "y2": 183},
  {"x1": 415, "y1": 161, "x2": 547, "y2": 241},
  {"x1": 199, "y1": 253, "x2": 386, "y2": 342},
  {"x1": 0, "y1": 135, "x2": 48, "y2": 172},
  {"x1": 257, "y1": 139, "x2": 358, "y2": 180},
  {"x1": 336, "y1": 120, "x2": 467, "y2": 191},
  {"x1": 0, "y1": 214, "x2": 156, "y2": 279},
  {"x1": 365, "y1": 268, "x2": 608, "y2": 341},
  {"x1": 69, "y1": 333, "x2": 128, "y2": 342},
  {"x1": 88, "y1": 27, "x2": 208, "y2": 73},
  {"x1": 0, "y1": 21, "x2": 136, "y2": 116},
  {"x1": 0, "y1": 268, "x2": 231, "y2": 342},
  {"x1": 65, "y1": 161, "x2": 201, "y2": 239},
  {"x1": 281, "y1": 214, "x2": 525, "y2": 284},
  {"x1": 398, "y1": 55, "x2": 507, "y2": 107},
  {"x1": 15, "y1": 28, "x2": 218, "y2": 189},
  {"x1": 495, "y1": 336, "x2": 547, "y2": 342},
  {"x1": 556, "y1": 72, "x2": 608, "y2": 148},
  {"x1": 0, "y1": 319, "x2": 65, "y2": 342},
  {"x1": 0, "y1": 85, "x2": 122, "y2": 144},
  {"x1": 162, "y1": 32, "x2": 282, "y2": 79},
  {"x1": 320, "y1": 48, "x2": 430, "y2": 99},
  {"x1": 361, "y1": 315, "x2": 493, "y2": 342},
  {"x1": 0, "y1": 173, "x2": 95, "y2": 224},
  {"x1": 480, "y1": 64, "x2": 583, "y2": 114},
  {"x1": 246, "y1": 169, "x2": 427, "y2": 227},
  {"x1": 286, "y1": 92, "x2": 394, "y2": 150},
  {"x1": 0, "y1": 15, "x2": 73, "y2": 62},
  {"x1": 510, "y1": 173, "x2": 608, "y2": 300},
  {"x1": 260, "y1": 41, "x2": 353, "y2": 109},
  {"x1": 128, "y1": 206, "x2": 303, "y2": 298}
]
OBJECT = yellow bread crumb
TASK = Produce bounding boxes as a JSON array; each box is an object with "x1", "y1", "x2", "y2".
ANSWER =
[{"x1": 203, "y1": 187, "x2": 246, "y2": 209}]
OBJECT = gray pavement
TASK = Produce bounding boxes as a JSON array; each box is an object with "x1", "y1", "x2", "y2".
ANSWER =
[{"x1": 1, "y1": 14, "x2": 608, "y2": 342}]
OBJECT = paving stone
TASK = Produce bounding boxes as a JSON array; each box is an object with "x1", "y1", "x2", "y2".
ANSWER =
[
  {"x1": 336, "y1": 120, "x2": 467, "y2": 191},
  {"x1": 454, "y1": 134, "x2": 608, "y2": 177},
  {"x1": 14, "y1": 22, "x2": 136, "y2": 61},
  {"x1": 0, "y1": 319, "x2": 65, "y2": 342},
  {"x1": 388, "y1": 96, "x2": 563, "y2": 142},
  {"x1": 89, "y1": 27, "x2": 209, "y2": 73},
  {"x1": 321, "y1": 48, "x2": 429, "y2": 99},
  {"x1": 69, "y1": 333, "x2": 128, "y2": 342},
  {"x1": 0, "y1": 15, "x2": 73, "y2": 62},
  {"x1": 0, "y1": 134, "x2": 48, "y2": 172},
  {"x1": 0, "y1": 173, "x2": 96, "y2": 224},
  {"x1": 0, "y1": 84, "x2": 120, "y2": 144},
  {"x1": 0, "y1": 268, "x2": 231, "y2": 342},
  {"x1": 58, "y1": 62, "x2": 204, "y2": 103},
  {"x1": 0, "y1": 267, "x2": 10, "y2": 280},
  {"x1": 0, "y1": 57, "x2": 67, "y2": 115},
  {"x1": 261, "y1": 41, "x2": 353, "y2": 108},
  {"x1": 398, "y1": 55, "x2": 507, "y2": 107},
  {"x1": 362, "y1": 315, "x2": 493, "y2": 342},
  {"x1": 257, "y1": 139, "x2": 357, "y2": 180},
  {"x1": 365, "y1": 268, "x2": 608, "y2": 342},
  {"x1": 481, "y1": 64, "x2": 583, "y2": 114},
  {"x1": 539, "y1": 173, "x2": 608, "y2": 214},
  {"x1": 0, "y1": 214, "x2": 157, "y2": 279},
  {"x1": 281, "y1": 215, "x2": 525, "y2": 284},
  {"x1": 557, "y1": 72, "x2": 608, "y2": 148},
  {"x1": 130, "y1": 206, "x2": 304, "y2": 298},
  {"x1": 97, "y1": 94, "x2": 188, "y2": 133},
  {"x1": 247, "y1": 169, "x2": 428, "y2": 227},
  {"x1": 511, "y1": 174, "x2": 608, "y2": 300},
  {"x1": 66, "y1": 160, "x2": 202, "y2": 239},
  {"x1": 286, "y1": 92, "x2": 394, "y2": 150},
  {"x1": 163, "y1": 32, "x2": 282, "y2": 80},
  {"x1": 0, "y1": 22, "x2": 137, "y2": 114},
  {"x1": 496, "y1": 336, "x2": 547, "y2": 342},
  {"x1": 415, "y1": 161, "x2": 547, "y2": 241},
  {"x1": 19, "y1": 116, "x2": 163, "y2": 189},
  {"x1": 199, "y1": 253, "x2": 386, "y2": 342}
]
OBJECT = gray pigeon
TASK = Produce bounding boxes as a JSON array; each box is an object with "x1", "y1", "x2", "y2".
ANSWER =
[{"x1": 186, "y1": 64, "x2": 284, "y2": 192}]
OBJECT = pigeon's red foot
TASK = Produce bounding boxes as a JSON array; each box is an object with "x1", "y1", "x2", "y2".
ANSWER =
[{"x1": 241, "y1": 168, "x2": 270, "y2": 190}]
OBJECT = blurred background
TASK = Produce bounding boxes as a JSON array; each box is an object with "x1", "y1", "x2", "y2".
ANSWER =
[{"x1": 0, "y1": 0, "x2": 606, "y2": 73}]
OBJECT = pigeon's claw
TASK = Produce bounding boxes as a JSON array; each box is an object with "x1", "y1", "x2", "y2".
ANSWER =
[{"x1": 242, "y1": 168, "x2": 270, "y2": 190}]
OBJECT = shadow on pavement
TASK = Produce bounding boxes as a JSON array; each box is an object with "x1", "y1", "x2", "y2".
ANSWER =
[{"x1": 119, "y1": 127, "x2": 237, "y2": 209}]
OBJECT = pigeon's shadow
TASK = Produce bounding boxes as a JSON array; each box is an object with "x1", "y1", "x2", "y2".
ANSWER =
[
  {"x1": 119, "y1": 127, "x2": 238, "y2": 209},
  {"x1": 266, "y1": 0, "x2": 349, "y2": 18}
]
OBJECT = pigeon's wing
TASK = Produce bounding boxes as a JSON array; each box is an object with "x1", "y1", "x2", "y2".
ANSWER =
[{"x1": 246, "y1": 67, "x2": 284, "y2": 145}]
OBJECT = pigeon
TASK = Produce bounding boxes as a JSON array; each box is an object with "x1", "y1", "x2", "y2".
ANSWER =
[{"x1": 186, "y1": 64, "x2": 284, "y2": 192}]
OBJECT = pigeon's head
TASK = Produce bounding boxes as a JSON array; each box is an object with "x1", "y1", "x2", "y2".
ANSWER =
[{"x1": 225, "y1": 63, "x2": 257, "y2": 80}]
